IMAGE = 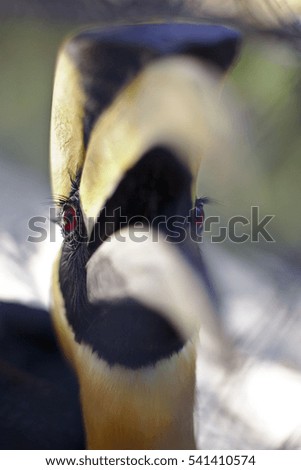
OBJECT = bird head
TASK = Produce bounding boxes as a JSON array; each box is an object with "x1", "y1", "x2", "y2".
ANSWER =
[{"x1": 50, "y1": 23, "x2": 241, "y2": 449}]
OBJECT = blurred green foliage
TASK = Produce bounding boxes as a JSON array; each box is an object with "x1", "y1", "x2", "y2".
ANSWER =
[
  {"x1": 231, "y1": 39, "x2": 301, "y2": 252},
  {"x1": 0, "y1": 20, "x2": 71, "y2": 172}
]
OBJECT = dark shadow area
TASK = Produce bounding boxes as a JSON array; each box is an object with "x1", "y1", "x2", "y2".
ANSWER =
[{"x1": 0, "y1": 302, "x2": 84, "y2": 449}]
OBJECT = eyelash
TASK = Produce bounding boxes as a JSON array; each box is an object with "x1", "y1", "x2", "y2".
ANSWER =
[
  {"x1": 52, "y1": 173, "x2": 81, "y2": 229},
  {"x1": 52, "y1": 196, "x2": 80, "y2": 238}
]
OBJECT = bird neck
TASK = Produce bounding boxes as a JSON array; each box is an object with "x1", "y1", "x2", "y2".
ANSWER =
[
  {"x1": 52, "y1": 254, "x2": 198, "y2": 450},
  {"x1": 75, "y1": 341, "x2": 197, "y2": 450}
]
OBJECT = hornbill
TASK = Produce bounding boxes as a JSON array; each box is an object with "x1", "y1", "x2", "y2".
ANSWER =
[{"x1": 50, "y1": 23, "x2": 241, "y2": 449}]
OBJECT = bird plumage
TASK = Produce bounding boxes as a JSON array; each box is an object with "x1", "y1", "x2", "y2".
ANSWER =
[{"x1": 50, "y1": 23, "x2": 241, "y2": 449}]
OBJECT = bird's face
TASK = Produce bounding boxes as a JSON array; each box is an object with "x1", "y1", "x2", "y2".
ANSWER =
[{"x1": 50, "y1": 24, "x2": 240, "y2": 449}]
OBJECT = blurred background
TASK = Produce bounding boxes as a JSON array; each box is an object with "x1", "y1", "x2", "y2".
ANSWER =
[{"x1": 0, "y1": 0, "x2": 301, "y2": 449}]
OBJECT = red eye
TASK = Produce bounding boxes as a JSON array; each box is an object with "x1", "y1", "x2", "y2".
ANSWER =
[
  {"x1": 195, "y1": 206, "x2": 204, "y2": 225},
  {"x1": 62, "y1": 205, "x2": 77, "y2": 233},
  {"x1": 194, "y1": 204, "x2": 205, "y2": 235}
]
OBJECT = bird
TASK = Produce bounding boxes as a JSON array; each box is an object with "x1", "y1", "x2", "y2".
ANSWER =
[
  {"x1": 1, "y1": 14, "x2": 301, "y2": 451},
  {"x1": 50, "y1": 23, "x2": 241, "y2": 449}
]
